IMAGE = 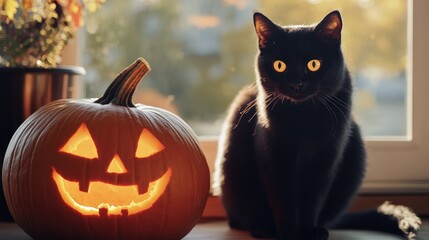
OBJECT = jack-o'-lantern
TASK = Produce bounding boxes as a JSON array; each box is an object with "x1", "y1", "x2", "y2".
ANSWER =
[{"x1": 2, "y1": 58, "x2": 210, "y2": 240}]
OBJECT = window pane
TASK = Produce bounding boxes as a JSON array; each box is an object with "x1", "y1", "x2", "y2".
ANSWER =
[{"x1": 83, "y1": 0, "x2": 408, "y2": 137}]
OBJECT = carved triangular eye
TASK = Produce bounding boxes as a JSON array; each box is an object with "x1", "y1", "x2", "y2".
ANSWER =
[
  {"x1": 135, "y1": 129, "x2": 165, "y2": 158},
  {"x1": 59, "y1": 123, "x2": 98, "y2": 159}
]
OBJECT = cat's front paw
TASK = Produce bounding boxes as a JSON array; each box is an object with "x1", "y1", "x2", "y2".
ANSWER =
[
  {"x1": 274, "y1": 233, "x2": 295, "y2": 240},
  {"x1": 250, "y1": 226, "x2": 276, "y2": 239},
  {"x1": 227, "y1": 218, "x2": 243, "y2": 230},
  {"x1": 302, "y1": 227, "x2": 329, "y2": 240}
]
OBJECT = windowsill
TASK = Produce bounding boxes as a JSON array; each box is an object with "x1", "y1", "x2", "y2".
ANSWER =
[
  {"x1": 202, "y1": 194, "x2": 429, "y2": 219},
  {"x1": 1, "y1": 218, "x2": 428, "y2": 240}
]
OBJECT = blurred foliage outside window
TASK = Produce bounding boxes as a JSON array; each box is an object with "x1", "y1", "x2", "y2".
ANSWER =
[{"x1": 83, "y1": 0, "x2": 407, "y2": 137}]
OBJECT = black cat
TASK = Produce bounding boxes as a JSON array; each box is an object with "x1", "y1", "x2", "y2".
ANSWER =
[{"x1": 213, "y1": 11, "x2": 420, "y2": 240}]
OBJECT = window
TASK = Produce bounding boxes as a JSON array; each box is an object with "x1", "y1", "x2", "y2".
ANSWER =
[
  {"x1": 82, "y1": 0, "x2": 408, "y2": 138},
  {"x1": 72, "y1": 0, "x2": 429, "y2": 193},
  {"x1": 362, "y1": 0, "x2": 429, "y2": 193}
]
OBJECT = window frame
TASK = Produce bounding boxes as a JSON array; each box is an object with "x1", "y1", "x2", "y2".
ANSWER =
[
  {"x1": 67, "y1": 0, "x2": 429, "y2": 194},
  {"x1": 357, "y1": 0, "x2": 429, "y2": 193}
]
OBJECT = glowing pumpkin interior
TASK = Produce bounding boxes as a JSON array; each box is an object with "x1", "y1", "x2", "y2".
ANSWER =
[{"x1": 53, "y1": 123, "x2": 171, "y2": 216}]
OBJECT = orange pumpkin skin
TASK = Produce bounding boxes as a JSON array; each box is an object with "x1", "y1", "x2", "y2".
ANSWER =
[{"x1": 2, "y1": 59, "x2": 210, "y2": 240}]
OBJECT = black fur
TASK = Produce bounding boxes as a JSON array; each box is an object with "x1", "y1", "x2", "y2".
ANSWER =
[{"x1": 213, "y1": 11, "x2": 420, "y2": 240}]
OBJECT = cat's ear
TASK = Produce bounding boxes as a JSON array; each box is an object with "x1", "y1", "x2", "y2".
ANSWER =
[
  {"x1": 254, "y1": 12, "x2": 280, "y2": 49},
  {"x1": 315, "y1": 10, "x2": 342, "y2": 44}
]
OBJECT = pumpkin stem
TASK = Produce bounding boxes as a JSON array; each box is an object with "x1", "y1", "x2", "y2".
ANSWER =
[{"x1": 95, "y1": 58, "x2": 151, "y2": 107}]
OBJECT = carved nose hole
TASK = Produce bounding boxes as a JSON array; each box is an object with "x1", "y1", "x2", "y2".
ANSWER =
[
  {"x1": 107, "y1": 155, "x2": 128, "y2": 174},
  {"x1": 290, "y1": 83, "x2": 303, "y2": 91}
]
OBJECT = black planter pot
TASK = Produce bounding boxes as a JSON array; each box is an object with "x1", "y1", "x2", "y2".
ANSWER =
[{"x1": 0, "y1": 66, "x2": 85, "y2": 221}]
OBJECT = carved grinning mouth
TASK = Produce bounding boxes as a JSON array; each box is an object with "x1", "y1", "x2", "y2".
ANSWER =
[{"x1": 52, "y1": 167, "x2": 172, "y2": 216}]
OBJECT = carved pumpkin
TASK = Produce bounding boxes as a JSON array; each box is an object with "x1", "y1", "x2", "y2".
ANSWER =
[{"x1": 2, "y1": 58, "x2": 210, "y2": 240}]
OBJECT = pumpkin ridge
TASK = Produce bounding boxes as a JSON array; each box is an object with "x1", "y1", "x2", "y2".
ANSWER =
[{"x1": 95, "y1": 58, "x2": 150, "y2": 107}]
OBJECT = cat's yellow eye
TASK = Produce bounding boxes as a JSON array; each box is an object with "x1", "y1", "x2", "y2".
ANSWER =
[
  {"x1": 307, "y1": 59, "x2": 321, "y2": 72},
  {"x1": 273, "y1": 60, "x2": 286, "y2": 73}
]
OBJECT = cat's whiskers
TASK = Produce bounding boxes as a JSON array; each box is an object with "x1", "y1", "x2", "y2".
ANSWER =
[
  {"x1": 280, "y1": 95, "x2": 286, "y2": 104},
  {"x1": 267, "y1": 95, "x2": 281, "y2": 110},
  {"x1": 248, "y1": 111, "x2": 259, "y2": 125},
  {"x1": 317, "y1": 95, "x2": 337, "y2": 123},
  {"x1": 310, "y1": 95, "x2": 317, "y2": 106},
  {"x1": 323, "y1": 95, "x2": 348, "y2": 121},
  {"x1": 330, "y1": 94, "x2": 350, "y2": 110},
  {"x1": 241, "y1": 99, "x2": 257, "y2": 114},
  {"x1": 234, "y1": 101, "x2": 255, "y2": 129},
  {"x1": 234, "y1": 92, "x2": 274, "y2": 129},
  {"x1": 317, "y1": 91, "x2": 348, "y2": 122}
]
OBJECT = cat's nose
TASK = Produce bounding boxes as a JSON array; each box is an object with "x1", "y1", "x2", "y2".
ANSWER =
[{"x1": 289, "y1": 83, "x2": 304, "y2": 91}]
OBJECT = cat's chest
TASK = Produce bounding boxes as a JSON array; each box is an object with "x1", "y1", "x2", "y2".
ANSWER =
[
  {"x1": 269, "y1": 105, "x2": 337, "y2": 138},
  {"x1": 262, "y1": 105, "x2": 345, "y2": 153}
]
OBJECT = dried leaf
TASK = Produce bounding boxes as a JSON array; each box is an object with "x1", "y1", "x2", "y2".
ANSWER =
[
  {"x1": 3, "y1": 0, "x2": 19, "y2": 20},
  {"x1": 21, "y1": 0, "x2": 33, "y2": 15},
  {"x1": 48, "y1": 2, "x2": 56, "y2": 11},
  {"x1": 66, "y1": 0, "x2": 84, "y2": 28}
]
